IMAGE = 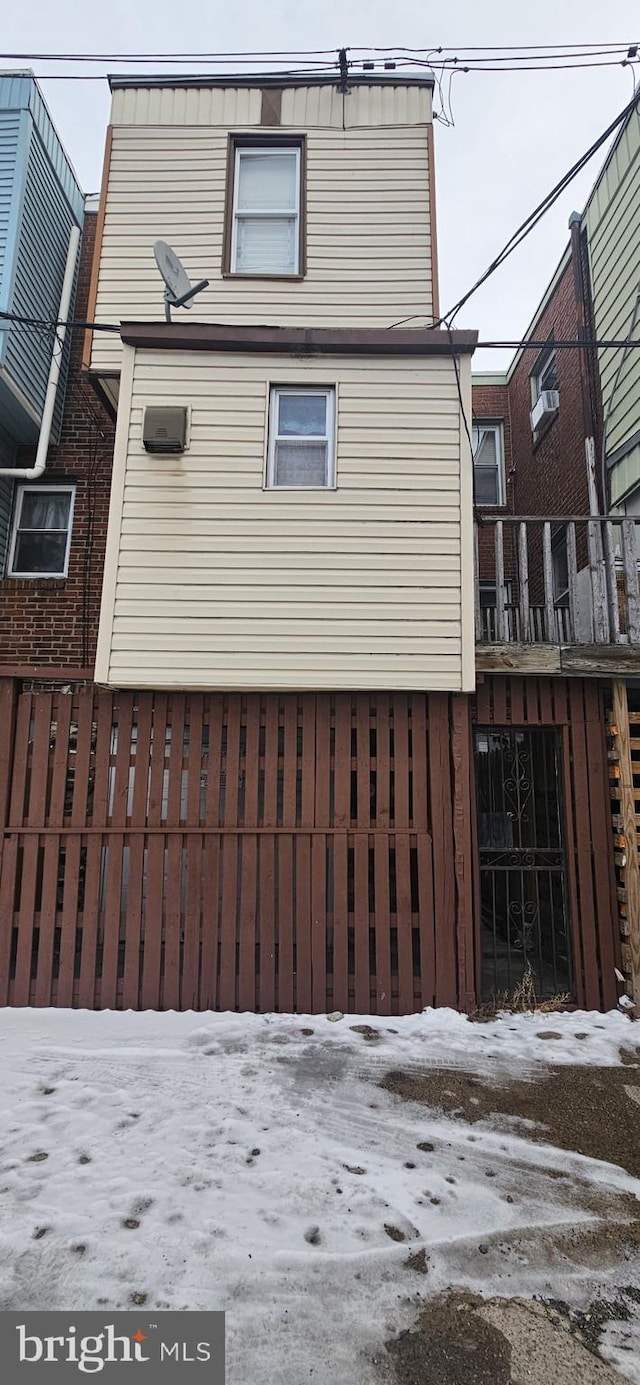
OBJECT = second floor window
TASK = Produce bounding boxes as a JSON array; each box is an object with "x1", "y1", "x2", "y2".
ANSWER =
[
  {"x1": 472, "y1": 421, "x2": 504, "y2": 506},
  {"x1": 230, "y1": 142, "x2": 302, "y2": 277},
  {"x1": 532, "y1": 348, "x2": 558, "y2": 401},
  {"x1": 8, "y1": 484, "x2": 75, "y2": 578},
  {"x1": 267, "y1": 387, "x2": 336, "y2": 488}
]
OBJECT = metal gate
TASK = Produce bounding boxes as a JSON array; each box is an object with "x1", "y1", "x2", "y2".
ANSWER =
[{"x1": 474, "y1": 726, "x2": 572, "y2": 999}]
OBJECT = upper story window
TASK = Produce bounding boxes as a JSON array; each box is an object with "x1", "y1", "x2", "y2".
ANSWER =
[
  {"x1": 267, "y1": 387, "x2": 336, "y2": 488},
  {"x1": 531, "y1": 348, "x2": 558, "y2": 402},
  {"x1": 227, "y1": 137, "x2": 304, "y2": 278},
  {"x1": 7, "y1": 484, "x2": 75, "y2": 578},
  {"x1": 472, "y1": 421, "x2": 504, "y2": 506}
]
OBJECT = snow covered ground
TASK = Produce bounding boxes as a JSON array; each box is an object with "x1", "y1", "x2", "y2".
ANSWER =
[{"x1": 0, "y1": 1006, "x2": 638, "y2": 1383}]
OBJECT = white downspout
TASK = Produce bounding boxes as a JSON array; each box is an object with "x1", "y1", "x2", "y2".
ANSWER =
[{"x1": 0, "y1": 222, "x2": 81, "y2": 479}]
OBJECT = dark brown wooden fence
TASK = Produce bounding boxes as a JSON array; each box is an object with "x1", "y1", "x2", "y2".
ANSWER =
[{"x1": 0, "y1": 684, "x2": 475, "y2": 1013}]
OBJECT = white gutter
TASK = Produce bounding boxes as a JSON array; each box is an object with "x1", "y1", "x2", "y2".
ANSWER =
[{"x1": 0, "y1": 222, "x2": 81, "y2": 479}]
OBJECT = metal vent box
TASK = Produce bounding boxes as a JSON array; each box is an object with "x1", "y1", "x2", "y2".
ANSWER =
[{"x1": 143, "y1": 406, "x2": 188, "y2": 453}]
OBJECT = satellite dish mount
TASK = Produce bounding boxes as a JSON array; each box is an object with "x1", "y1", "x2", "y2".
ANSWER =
[{"x1": 153, "y1": 240, "x2": 209, "y2": 323}]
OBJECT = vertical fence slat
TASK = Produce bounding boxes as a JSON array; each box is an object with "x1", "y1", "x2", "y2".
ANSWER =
[
  {"x1": 122, "y1": 697, "x2": 153, "y2": 1010},
  {"x1": 568, "y1": 682, "x2": 600, "y2": 1006},
  {"x1": 277, "y1": 835, "x2": 294, "y2": 1012},
  {"x1": 588, "y1": 520, "x2": 610, "y2": 644},
  {"x1": 300, "y1": 697, "x2": 316, "y2": 829},
  {"x1": 204, "y1": 694, "x2": 223, "y2": 829},
  {"x1": 604, "y1": 520, "x2": 621, "y2": 644},
  {"x1": 259, "y1": 836, "x2": 276, "y2": 1011},
  {"x1": 333, "y1": 832, "x2": 349, "y2": 1012},
  {"x1": 262, "y1": 697, "x2": 279, "y2": 828},
  {"x1": 393, "y1": 695, "x2": 410, "y2": 828},
  {"x1": 282, "y1": 699, "x2": 298, "y2": 828},
  {"x1": 452, "y1": 695, "x2": 476, "y2": 1011},
  {"x1": 333, "y1": 694, "x2": 352, "y2": 828},
  {"x1": 311, "y1": 833, "x2": 327, "y2": 1011},
  {"x1": 0, "y1": 836, "x2": 19, "y2": 1005},
  {"x1": 395, "y1": 832, "x2": 414, "y2": 1013},
  {"x1": 162, "y1": 834, "x2": 182, "y2": 1010},
  {"x1": 494, "y1": 520, "x2": 506, "y2": 644},
  {"x1": 199, "y1": 835, "x2": 220, "y2": 1010},
  {"x1": 374, "y1": 834, "x2": 391, "y2": 1013},
  {"x1": 166, "y1": 696, "x2": 186, "y2": 827},
  {"x1": 238, "y1": 835, "x2": 258, "y2": 1012},
  {"x1": 351, "y1": 831, "x2": 368, "y2": 1011},
  {"x1": 295, "y1": 834, "x2": 312, "y2": 1012},
  {"x1": 584, "y1": 681, "x2": 619, "y2": 1009},
  {"x1": 14, "y1": 695, "x2": 52, "y2": 1004},
  {"x1": 57, "y1": 835, "x2": 82, "y2": 1007},
  {"x1": 182, "y1": 697, "x2": 204, "y2": 1008},
  {"x1": 517, "y1": 522, "x2": 530, "y2": 643},
  {"x1": 429, "y1": 694, "x2": 457, "y2": 1007},
  {"x1": 411, "y1": 696, "x2": 428, "y2": 830},
  {"x1": 8, "y1": 694, "x2": 32, "y2": 828},
  {"x1": 542, "y1": 522, "x2": 555, "y2": 643},
  {"x1": 416, "y1": 832, "x2": 435, "y2": 1009},
  {"x1": 622, "y1": 519, "x2": 640, "y2": 643},
  {"x1": 355, "y1": 695, "x2": 371, "y2": 828},
  {"x1": 566, "y1": 522, "x2": 579, "y2": 643}
]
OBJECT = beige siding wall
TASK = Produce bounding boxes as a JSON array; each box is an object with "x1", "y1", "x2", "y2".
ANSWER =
[
  {"x1": 91, "y1": 83, "x2": 434, "y2": 375},
  {"x1": 585, "y1": 106, "x2": 640, "y2": 505},
  {"x1": 96, "y1": 346, "x2": 474, "y2": 692}
]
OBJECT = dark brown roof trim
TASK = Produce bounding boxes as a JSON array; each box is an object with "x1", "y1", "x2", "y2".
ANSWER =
[
  {"x1": 109, "y1": 72, "x2": 434, "y2": 92},
  {"x1": 120, "y1": 322, "x2": 477, "y2": 356}
]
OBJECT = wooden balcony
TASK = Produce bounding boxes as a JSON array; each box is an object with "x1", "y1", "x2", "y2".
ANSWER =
[{"x1": 474, "y1": 515, "x2": 640, "y2": 676}]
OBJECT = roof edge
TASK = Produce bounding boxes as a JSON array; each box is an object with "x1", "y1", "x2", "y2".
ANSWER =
[
  {"x1": 118, "y1": 322, "x2": 477, "y2": 355},
  {"x1": 108, "y1": 71, "x2": 435, "y2": 92}
]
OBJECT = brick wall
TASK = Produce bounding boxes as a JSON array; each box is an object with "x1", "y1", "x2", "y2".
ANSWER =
[{"x1": 0, "y1": 213, "x2": 115, "y2": 670}]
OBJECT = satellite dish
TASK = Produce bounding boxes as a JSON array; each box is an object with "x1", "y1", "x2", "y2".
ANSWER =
[{"x1": 153, "y1": 240, "x2": 209, "y2": 322}]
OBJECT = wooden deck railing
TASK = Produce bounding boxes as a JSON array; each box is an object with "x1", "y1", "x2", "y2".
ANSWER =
[{"x1": 474, "y1": 515, "x2": 640, "y2": 646}]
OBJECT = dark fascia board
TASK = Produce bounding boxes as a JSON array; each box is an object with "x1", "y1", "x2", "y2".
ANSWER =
[
  {"x1": 119, "y1": 322, "x2": 478, "y2": 356},
  {"x1": 108, "y1": 72, "x2": 435, "y2": 91}
]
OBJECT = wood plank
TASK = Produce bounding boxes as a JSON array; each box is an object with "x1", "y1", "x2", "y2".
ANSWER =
[
  {"x1": 163, "y1": 834, "x2": 183, "y2": 1009},
  {"x1": 314, "y1": 694, "x2": 331, "y2": 827},
  {"x1": 182, "y1": 697, "x2": 204, "y2": 1008},
  {"x1": 333, "y1": 833, "x2": 350, "y2": 1012},
  {"x1": 0, "y1": 836, "x2": 19, "y2": 1005},
  {"x1": 199, "y1": 835, "x2": 220, "y2": 1009},
  {"x1": 353, "y1": 832, "x2": 370, "y2": 1012},
  {"x1": 219, "y1": 831, "x2": 239, "y2": 1010},
  {"x1": 34, "y1": 833, "x2": 62, "y2": 1008},
  {"x1": 560, "y1": 724, "x2": 585, "y2": 1009},
  {"x1": 166, "y1": 695, "x2": 186, "y2": 827},
  {"x1": 518, "y1": 522, "x2": 530, "y2": 643},
  {"x1": 622, "y1": 520, "x2": 640, "y2": 644},
  {"x1": 474, "y1": 523, "x2": 483, "y2": 641},
  {"x1": 262, "y1": 697, "x2": 279, "y2": 828},
  {"x1": 568, "y1": 682, "x2": 600, "y2": 1007},
  {"x1": 604, "y1": 521, "x2": 621, "y2": 644},
  {"x1": 111, "y1": 693, "x2": 134, "y2": 827},
  {"x1": 277, "y1": 834, "x2": 294, "y2": 1012},
  {"x1": 492, "y1": 679, "x2": 507, "y2": 724},
  {"x1": 141, "y1": 835, "x2": 165, "y2": 1009},
  {"x1": 509, "y1": 677, "x2": 524, "y2": 725},
  {"x1": 452, "y1": 695, "x2": 476, "y2": 1010},
  {"x1": 147, "y1": 693, "x2": 168, "y2": 826},
  {"x1": 122, "y1": 834, "x2": 145, "y2": 1009},
  {"x1": 258, "y1": 834, "x2": 276, "y2": 1011},
  {"x1": 205, "y1": 693, "x2": 223, "y2": 828},
  {"x1": 588, "y1": 520, "x2": 610, "y2": 644},
  {"x1": 411, "y1": 695, "x2": 428, "y2": 831},
  {"x1": 238, "y1": 834, "x2": 258, "y2": 1011},
  {"x1": 300, "y1": 697, "x2": 316, "y2": 828},
  {"x1": 395, "y1": 831, "x2": 414, "y2": 1013},
  {"x1": 494, "y1": 520, "x2": 506, "y2": 643},
  {"x1": 415, "y1": 831, "x2": 435, "y2": 1009},
  {"x1": 8, "y1": 694, "x2": 32, "y2": 827},
  {"x1": 282, "y1": 698, "x2": 298, "y2": 828},
  {"x1": 312, "y1": 833, "x2": 327, "y2": 1011},
  {"x1": 612, "y1": 675, "x2": 637, "y2": 1002},
  {"x1": 27, "y1": 695, "x2": 52, "y2": 828},
  {"x1": 333, "y1": 696, "x2": 352, "y2": 829},
  {"x1": 243, "y1": 696, "x2": 260, "y2": 828},
  {"x1": 566, "y1": 522, "x2": 579, "y2": 643},
  {"x1": 542, "y1": 522, "x2": 555, "y2": 642},
  {"x1": 475, "y1": 680, "x2": 490, "y2": 722},
  {"x1": 538, "y1": 678, "x2": 553, "y2": 724},
  {"x1": 428, "y1": 693, "x2": 456, "y2": 1006},
  {"x1": 99, "y1": 834, "x2": 124, "y2": 1008},
  {"x1": 57, "y1": 834, "x2": 82, "y2": 1006},
  {"x1": 393, "y1": 695, "x2": 410, "y2": 828},
  {"x1": 475, "y1": 645, "x2": 562, "y2": 674},
  {"x1": 295, "y1": 834, "x2": 312, "y2": 1012},
  {"x1": 12, "y1": 833, "x2": 39, "y2": 1006},
  {"x1": 356, "y1": 695, "x2": 371, "y2": 827},
  {"x1": 70, "y1": 689, "x2": 94, "y2": 829}
]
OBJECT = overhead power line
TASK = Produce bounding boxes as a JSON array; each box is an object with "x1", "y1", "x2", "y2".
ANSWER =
[{"x1": 386, "y1": 87, "x2": 640, "y2": 331}]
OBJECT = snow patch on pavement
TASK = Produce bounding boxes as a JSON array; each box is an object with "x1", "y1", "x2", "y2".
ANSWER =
[{"x1": 0, "y1": 1007, "x2": 638, "y2": 1384}]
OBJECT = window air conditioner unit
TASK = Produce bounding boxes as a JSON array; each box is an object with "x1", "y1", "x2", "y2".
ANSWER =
[
  {"x1": 143, "y1": 406, "x2": 188, "y2": 453},
  {"x1": 530, "y1": 389, "x2": 559, "y2": 436}
]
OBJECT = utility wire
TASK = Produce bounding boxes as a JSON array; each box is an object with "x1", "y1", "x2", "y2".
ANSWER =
[{"x1": 389, "y1": 88, "x2": 640, "y2": 330}]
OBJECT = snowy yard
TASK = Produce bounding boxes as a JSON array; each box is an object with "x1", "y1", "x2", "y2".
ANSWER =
[{"x1": 0, "y1": 1006, "x2": 640, "y2": 1382}]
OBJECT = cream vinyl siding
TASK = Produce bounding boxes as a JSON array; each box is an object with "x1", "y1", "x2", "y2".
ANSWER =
[
  {"x1": 96, "y1": 346, "x2": 474, "y2": 692},
  {"x1": 91, "y1": 83, "x2": 433, "y2": 375}
]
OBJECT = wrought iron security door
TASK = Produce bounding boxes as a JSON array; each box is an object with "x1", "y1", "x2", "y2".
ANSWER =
[{"x1": 474, "y1": 728, "x2": 572, "y2": 999}]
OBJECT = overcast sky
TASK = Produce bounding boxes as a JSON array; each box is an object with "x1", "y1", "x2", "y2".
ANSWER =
[{"x1": 3, "y1": 0, "x2": 638, "y2": 369}]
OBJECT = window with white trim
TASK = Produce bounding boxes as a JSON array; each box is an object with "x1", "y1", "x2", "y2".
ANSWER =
[
  {"x1": 472, "y1": 421, "x2": 505, "y2": 506},
  {"x1": 267, "y1": 387, "x2": 336, "y2": 488},
  {"x1": 8, "y1": 484, "x2": 75, "y2": 577},
  {"x1": 231, "y1": 145, "x2": 301, "y2": 276}
]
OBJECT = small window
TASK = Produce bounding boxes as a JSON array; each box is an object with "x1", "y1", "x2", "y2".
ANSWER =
[
  {"x1": 8, "y1": 484, "x2": 75, "y2": 577},
  {"x1": 267, "y1": 387, "x2": 335, "y2": 488},
  {"x1": 230, "y1": 143, "x2": 302, "y2": 276},
  {"x1": 472, "y1": 421, "x2": 504, "y2": 506},
  {"x1": 532, "y1": 348, "x2": 559, "y2": 402}
]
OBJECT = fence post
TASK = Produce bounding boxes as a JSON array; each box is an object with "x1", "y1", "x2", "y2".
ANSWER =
[
  {"x1": 612, "y1": 680, "x2": 640, "y2": 1004},
  {"x1": 542, "y1": 522, "x2": 555, "y2": 642},
  {"x1": 518, "y1": 522, "x2": 530, "y2": 643},
  {"x1": 588, "y1": 520, "x2": 610, "y2": 643},
  {"x1": 494, "y1": 520, "x2": 506, "y2": 644},
  {"x1": 622, "y1": 519, "x2": 640, "y2": 644}
]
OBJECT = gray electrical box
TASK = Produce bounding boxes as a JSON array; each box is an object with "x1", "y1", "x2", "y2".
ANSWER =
[{"x1": 143, "y1": 406, "x2": 188, "y2": 453}]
